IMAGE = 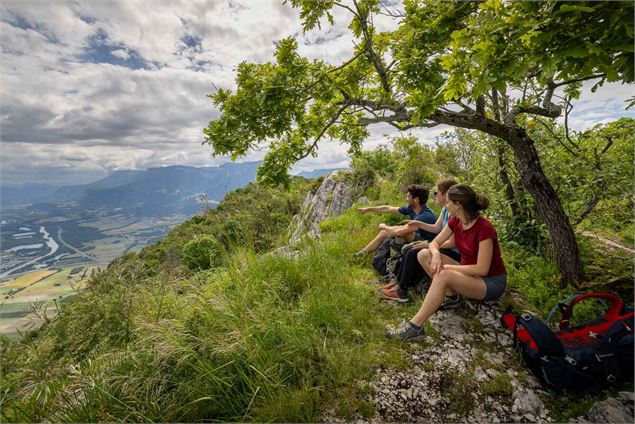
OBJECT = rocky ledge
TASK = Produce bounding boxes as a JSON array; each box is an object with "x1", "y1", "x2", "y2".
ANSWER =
[{"x1": 365, "y1": 300, "x2": 551, "y2": 423}]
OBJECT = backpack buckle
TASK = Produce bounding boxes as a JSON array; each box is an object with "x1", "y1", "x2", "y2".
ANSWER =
[
  {"x1": 565, "y1": 356, "x2": 577, "y2": 365},
  {"x1": 607, "y1": 374, "x2": 617, "y2": 383},
  {"x1": 594, "y1": 353, "x2": 614, "y2": 362},
  {"x1": 521, "y1": 313, "x2": 532, "y2": 321}
]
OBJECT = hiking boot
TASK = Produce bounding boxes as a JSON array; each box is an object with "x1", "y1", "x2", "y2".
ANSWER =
[
  {"x1": 386, "y1": 322, "x2": 426, "y2": 342},
  {"x1": 379, "y1": 280, "x2": 398, "y2": 290},
  {"x1": 439, "y1": 294, "x2": 462, "y2": 310},
  {"x1": 380, "y1": 287, "x2": 409, "y2": 303}
]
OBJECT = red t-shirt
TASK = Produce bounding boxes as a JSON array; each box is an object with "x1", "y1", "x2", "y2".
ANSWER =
[{"x1": 447, "y1": 216, "x2": 506, "y2": 277}]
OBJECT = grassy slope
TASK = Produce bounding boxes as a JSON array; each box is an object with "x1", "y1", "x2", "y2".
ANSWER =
[{"x1": 1, "y1": 180, "x2": 632, "y2": 422}]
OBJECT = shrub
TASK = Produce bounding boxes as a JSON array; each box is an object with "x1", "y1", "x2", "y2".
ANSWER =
[{"x1": 181, "y1": 235, "x2": 224, "y2": 270}]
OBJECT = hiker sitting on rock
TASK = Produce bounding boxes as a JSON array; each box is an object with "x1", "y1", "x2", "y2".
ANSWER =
[
  {"x1": 380, "y1": 178, "x2": 461, "y2": 303},
  {"x1": 354, "y1": 184, "x2": 437, "y2": 256},
  {"x1": 387, "y1": 184, "x2": 506, "y2": 342}
]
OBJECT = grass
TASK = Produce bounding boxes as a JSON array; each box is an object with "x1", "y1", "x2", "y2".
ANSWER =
[
  {"x1": 1, "y1": 176, "x2": 632, "y2": 423},
  {"x1": 0, "y1": 237, "x2": 408, "y2": 422}
]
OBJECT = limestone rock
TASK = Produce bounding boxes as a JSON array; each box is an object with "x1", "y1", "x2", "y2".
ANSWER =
[
  {"x1": 288, "y1": 171, "x2": 354, "y2": 245},
  {"x1": 572, "y1": 391, "x2": 635, "y2": 423}
]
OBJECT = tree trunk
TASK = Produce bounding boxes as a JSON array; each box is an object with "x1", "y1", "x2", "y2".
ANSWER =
[{"x1": 506, "y1": 128, "x2": 586, "y2": 285}]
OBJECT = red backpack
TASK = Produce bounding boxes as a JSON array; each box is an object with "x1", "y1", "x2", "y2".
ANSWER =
[{"x1": 501, "y1": 292, "x2": 634, "y2": 395}]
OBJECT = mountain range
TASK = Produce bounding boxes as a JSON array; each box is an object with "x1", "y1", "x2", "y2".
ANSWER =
[{"x1": 1, "y1": 163, "x2": 344, "y2": 216}]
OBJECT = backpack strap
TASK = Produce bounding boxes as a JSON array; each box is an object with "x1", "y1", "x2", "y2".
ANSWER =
[
  {"x1": 516, "y1": 313, "x2": 564, "y2": 357},
  {"x1": 591, "y1": 317, "x2": 634, "y2": 383},
  {"x1": 546, "y1": 294, "x2": 582, "y2": 327},
  {"x1": 559, "y1": 292, "x2": 623, "y2": 330}
]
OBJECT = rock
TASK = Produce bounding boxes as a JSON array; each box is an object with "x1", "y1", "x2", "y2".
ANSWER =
[
  {"x1": 572, "y1": 391, "x2": 635, "y2": 423},
  {"x1": 512, "y1": 388, "x2": 545, "y2": 418},
  {"x1": 288, "y1": 171, "x2": 354, "y2": 245}
]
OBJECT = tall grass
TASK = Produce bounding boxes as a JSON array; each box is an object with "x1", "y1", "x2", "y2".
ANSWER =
[{"x1": 1, "y1": 232, "x2": 403, "y2": 422}]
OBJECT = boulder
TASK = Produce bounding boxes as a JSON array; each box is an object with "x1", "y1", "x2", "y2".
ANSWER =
[
  {"x1": 572, "y1": 391, "x2": 635, "y2": 423},
  {"x1": 288, "y1": 171, "x2": 354, "y2": 245}
]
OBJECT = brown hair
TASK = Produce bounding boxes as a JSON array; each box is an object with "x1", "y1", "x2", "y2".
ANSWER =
[
  {"x1": 446, "y1": 184, "x2": 489, "y2": 221},
  {"x1": 406, "y1": 184, "x2": 429, "y2": 206},
  {"x1": 436, "y1": 178, "x2": 458, "y2": 195}
]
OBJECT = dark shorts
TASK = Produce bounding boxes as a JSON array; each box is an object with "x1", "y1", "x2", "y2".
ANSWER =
[{"x1": 482, "y1": 273, "x2": 507, "y2": 301}]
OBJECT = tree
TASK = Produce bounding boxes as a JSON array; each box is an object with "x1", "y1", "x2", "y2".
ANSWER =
[{"x1": 204, "y1": 0, "x2": 634, "y2": 283}]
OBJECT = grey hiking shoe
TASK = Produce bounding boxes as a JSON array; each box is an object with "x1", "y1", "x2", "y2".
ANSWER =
[
  {"x1": 439, "y1": 294, "x2": 462, "y2": 310},
  {"x1": 386, "y1": 322, "x2": 426, "y2": 342}
]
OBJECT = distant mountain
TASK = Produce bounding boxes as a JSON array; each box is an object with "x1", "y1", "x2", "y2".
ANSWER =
[
  {"x1": 0, "y1": 183, "x2": 60, "y2": 206},
  {"x1": 296, "y1": 168, "x2": 348, "y2": 179},
  {"x1": 2, "y1": 163, "x2": 344, "y2": 217}
]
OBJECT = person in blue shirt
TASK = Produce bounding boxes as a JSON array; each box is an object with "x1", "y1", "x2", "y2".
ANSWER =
[{"x1": 354, "y1": 184, "x2": 437, "y2": 256}]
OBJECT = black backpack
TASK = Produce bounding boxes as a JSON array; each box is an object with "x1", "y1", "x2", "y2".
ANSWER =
[
  {"x1": 501, "y1": 292, "x2": 634, "y2": 396},
  {"x1": 371, "y1": 237, "x2": 405, "y2": 281}
]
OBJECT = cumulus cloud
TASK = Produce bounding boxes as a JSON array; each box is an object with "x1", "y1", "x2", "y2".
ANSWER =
[{"x1": 0, "y1": 0, "x2": 631, "y2": 186}]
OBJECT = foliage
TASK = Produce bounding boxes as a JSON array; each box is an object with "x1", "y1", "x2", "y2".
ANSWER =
[
  {"x1": 204, "y1": 0, "x2": 633, "y2": 185},
  {"x1": 181, "y1": 235, "x2": 224, "y2": 271},
  {"x1": 530, "y1": 117, "x2": 635, "y2": 229},
  {"x1": 203, "y1": 0, "x2": 633, "y2": 283}
]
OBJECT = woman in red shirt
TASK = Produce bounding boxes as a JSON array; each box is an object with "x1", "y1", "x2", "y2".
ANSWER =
[{"x1": 387, "y1": 184, "x2": 506, "y2": 342}]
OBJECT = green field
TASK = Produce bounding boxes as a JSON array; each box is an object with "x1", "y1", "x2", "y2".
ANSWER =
[{"x1": 0, "y1": 266, "x2": 97, "y2": 339}]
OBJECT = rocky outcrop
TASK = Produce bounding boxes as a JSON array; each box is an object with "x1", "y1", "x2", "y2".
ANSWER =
[
  {"x1": 571, "y1": 391, "x2": 634, "y2": 423},
  {"x1": 324, "y1": 300, "x2": 553, "y2": 423},
  {"x1": 288, "y1": 171, "x2": 355, "y2": 245}
]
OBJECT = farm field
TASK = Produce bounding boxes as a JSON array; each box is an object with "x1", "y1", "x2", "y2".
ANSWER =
[{"x1": 0, "y1": 266, "x2": 98, "y2": 339}]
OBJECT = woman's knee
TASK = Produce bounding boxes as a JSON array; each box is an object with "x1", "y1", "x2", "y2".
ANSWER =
[{"x1": 417, "y1": 248, "x2": 431, "y2": 262}]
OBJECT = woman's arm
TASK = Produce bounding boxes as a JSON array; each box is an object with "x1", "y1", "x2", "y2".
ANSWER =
[
  {"x1": 443, "y1": 238, "x2": 493, "y2": 276},
  {"x1": 428, "y1": 225, "x2": 454, "y2": 275},
  {"x1": 404, "y1": 213, "x2": 443, "y2": 233}
]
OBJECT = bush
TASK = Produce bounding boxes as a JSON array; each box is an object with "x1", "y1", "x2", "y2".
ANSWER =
[{"x1": 181, "y1": 235, "x2": 224, "y2": 270}]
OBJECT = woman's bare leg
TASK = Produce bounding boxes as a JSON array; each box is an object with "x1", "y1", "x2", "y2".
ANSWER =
[
  {"x1": 410, "y1": 270, "x2": 487, "y2": 327},
  {"x1": 417, "y1": 249, "x2": 460, "y2": 295}
]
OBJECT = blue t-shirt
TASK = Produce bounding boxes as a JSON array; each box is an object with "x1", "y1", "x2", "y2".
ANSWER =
[
  {"x1": 441, "y1": 207, "x2": 450, "y2": 228},
  {"x1": 398, "y1": 205, "x2": 437, "y2": 241}
]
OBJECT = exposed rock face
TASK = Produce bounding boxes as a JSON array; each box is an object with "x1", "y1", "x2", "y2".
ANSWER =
[
  {"x1": 288, "y1": 171, "x2": 355, "y2": 245},
  {"x1": 571, "y1": 391, "x2": 634, "y2": 423}
]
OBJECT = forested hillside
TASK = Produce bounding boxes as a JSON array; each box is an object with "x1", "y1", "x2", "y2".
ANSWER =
[{"x1": 1, "y1": 120, "x2": 632, "y2": 422}]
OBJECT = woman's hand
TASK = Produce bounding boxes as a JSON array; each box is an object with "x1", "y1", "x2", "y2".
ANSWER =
[
  {"x1": 357, "y1": 207, "x2": 368, "y2": 214},
  {"x1": 430, "y1": 251, "x2": 443, "y2": 275},
  {"x1": 410, "y1": 240, "x2": 429, "y2": 249},
  {"x1": 404, "y1": 220, "x2": 422, "y2": 229}
]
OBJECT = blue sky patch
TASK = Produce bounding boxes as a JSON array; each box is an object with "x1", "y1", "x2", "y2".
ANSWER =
[
  {"x1": 79, "y1": 29, "x2": 148, "y2": 70},
  {"x1": 6, "y1": 13, "x2": 59, "y2": 43}
]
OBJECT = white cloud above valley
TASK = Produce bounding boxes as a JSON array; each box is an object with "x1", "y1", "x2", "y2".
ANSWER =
[{"x1": 0, "y1": 0, "x2": 632, "y2": 185}]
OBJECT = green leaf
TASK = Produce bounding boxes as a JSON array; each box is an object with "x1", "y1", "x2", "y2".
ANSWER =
[{"x1": 558, "y1": 4, "x2": 596, "y2": 13}]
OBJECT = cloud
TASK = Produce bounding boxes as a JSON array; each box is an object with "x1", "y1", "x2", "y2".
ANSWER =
[{"x1": 0, "y1": 0, "x2": 631, "y2": 187}]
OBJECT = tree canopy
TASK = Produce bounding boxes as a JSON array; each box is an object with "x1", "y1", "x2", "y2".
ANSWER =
[
  {"x1": 203, "y1": 0, "x2": 634, "y2": 283},
  {"x1": 204, "y1": 0, "x2": 632, "y2": 184}
]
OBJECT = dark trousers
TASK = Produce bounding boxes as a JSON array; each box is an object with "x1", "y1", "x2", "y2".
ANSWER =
[{"x1": 397, "y1": 247, "x2": 462, "y2": 291}]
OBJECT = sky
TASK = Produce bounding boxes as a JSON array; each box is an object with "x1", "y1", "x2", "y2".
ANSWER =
[{"x1": 0, "y1": 0, "x2": 632, "y2": 186}]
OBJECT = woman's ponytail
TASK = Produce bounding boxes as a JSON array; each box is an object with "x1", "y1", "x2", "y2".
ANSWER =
[
  {"x1": 475, "y1": 194, "x2": 490, "y2": 211},
  {"x1": 447, "y1": 184, "x2": 489, "y2": 221}
]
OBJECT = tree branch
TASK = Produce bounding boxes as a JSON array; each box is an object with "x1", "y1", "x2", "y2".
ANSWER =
[
  {"x1": 302, "y1": 51, "x2": 365, "y2": 94},
  {"x1": 294, "y1": 104, "x2": 349, "y2": 161},
  {"x1": 553, "y1": 73, "x2": 606, "y2": 89},
  {"x1": 353, "y1": 0, "x2": 391, "y2": 94}
]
